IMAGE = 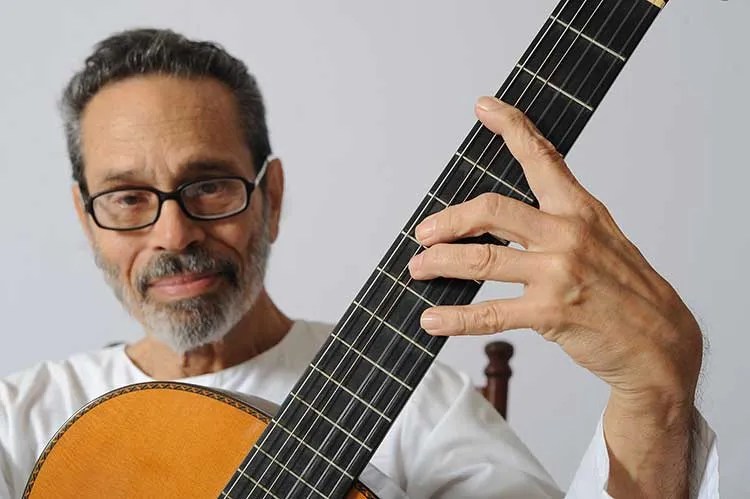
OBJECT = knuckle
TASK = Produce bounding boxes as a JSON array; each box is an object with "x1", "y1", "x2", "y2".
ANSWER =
[
  {"x1": 562, "y1": 218, "x2": 595, "y2": 249},
  {"x1": 505, "y1": 106, "x2": 527, "y2": 126},
  {"x1": 545, "y1": 253, "x2": 586, "y2": 290},
  {"x1": 527, "y1": 133, "x2": 561, "y2": 163},
  {"x1": 535, "y1": 302, "x2": 567, "y2": 339},
  {"x1": 467, "y1": 244, "x2": 495, "y2": 276},
  {"x1": 477, "y1": 192, "x2": 500, "y2": 215},
  {"x1": 473, "y1": 305, "x2": 503, "y2": 332},
  {"x1": 576, "y1": 197, "x2": 606, "y2": 224}
]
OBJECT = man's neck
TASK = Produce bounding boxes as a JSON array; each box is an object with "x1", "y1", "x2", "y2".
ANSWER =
[{"x1": 125, "y1": 289, "x2": 294, "y2": 380}]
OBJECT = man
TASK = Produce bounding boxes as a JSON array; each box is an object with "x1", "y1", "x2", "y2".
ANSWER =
[{"x1": 0, "y1": 28, "x2": 718, "y2": 498}]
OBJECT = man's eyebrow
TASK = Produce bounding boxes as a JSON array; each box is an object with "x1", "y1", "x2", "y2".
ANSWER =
[
  {"x1": 97, "y1": 159, "x2": 243, "y2": 189},
  {"x1": 179, "y1": 159, "x2": 242, "y2": 178},
  {"x1": 99, "y1": 168, "x2": 148, "y2": 187}
]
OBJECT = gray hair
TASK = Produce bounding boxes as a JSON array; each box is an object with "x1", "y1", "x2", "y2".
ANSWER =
[{"x1": 61, "y1": 28, "x2": 271, "y2": 196}]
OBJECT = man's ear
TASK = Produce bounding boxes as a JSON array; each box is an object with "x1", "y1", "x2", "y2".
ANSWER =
[
  {"x1": 263, "y1": 157, "x2": 284, "y2": 243},
  {"x1": 72, "y1": 183, "x2": 95, "y2": 246}
]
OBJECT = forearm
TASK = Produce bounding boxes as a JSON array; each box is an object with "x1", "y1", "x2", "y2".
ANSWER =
[{"x1": 604, "y1": 394, "x2": 694, "y2": 498}]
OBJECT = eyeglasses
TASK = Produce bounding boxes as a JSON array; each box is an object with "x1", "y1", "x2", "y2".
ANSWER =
[{"x1": 84, "y1": 158, "x2": 270, "y2": 231}]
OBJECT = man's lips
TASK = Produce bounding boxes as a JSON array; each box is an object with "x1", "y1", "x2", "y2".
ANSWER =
[{"x1": 147, "y1": 272, "x2": 220, "y2": 298}]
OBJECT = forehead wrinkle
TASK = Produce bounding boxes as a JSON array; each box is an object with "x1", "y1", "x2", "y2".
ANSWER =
[{"x1": 80, "y1": 76, "x2": 251, "y2": 190}]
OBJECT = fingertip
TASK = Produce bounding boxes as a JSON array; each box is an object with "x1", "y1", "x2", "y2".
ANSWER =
[{"x1": 476, "y1": 96, "x2": 508, "y2": 113}]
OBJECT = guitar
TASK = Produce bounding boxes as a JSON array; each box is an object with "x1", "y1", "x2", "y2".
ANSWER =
[{"x1": 24, "y1": 0, "x2": 670, "y2": 497}]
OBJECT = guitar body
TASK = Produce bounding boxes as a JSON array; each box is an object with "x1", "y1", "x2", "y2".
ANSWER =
[{"x1": 23, "y1": 382, "x2": 376, "y2": 498}]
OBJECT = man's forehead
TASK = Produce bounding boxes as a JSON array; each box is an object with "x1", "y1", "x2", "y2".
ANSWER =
[
  {"x1": 79, "y1": 75, "x2": 251, "y2": 184},
  {"x1": 81, "y1": 75, "x2": 243, "y2": 143}
]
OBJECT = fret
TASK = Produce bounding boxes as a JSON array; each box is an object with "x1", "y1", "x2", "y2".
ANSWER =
[
  {"x1": 402, "y1": 195, "x2": 449, "y2": 238},
  {"x1": 233, "y1": 448, "x2": 307, "y2": 498},
  {"x1": 253, "y1": 418, "x2": 364, "y2": 499},
  {"x1": 226, "y1": 2, "x2": 668, "y2": 496},
  {"x1": 500, "y1": 67, "x2": 593, "y2": 156},
  {"x1": 288, "y1": 392, "x2": 373, "y2": 451},
  {"x1": 250, "y1": 447, "x2": 329, "y2": 499},
  {"x1": 516, "y1": 64, "x2": 595, "y2": 111},
  {"x1": 376, "y1": 240, "x2": 481, "y2": 311},
  {"x1": 456, "y1": 152, "x2": 536, "y2": 202},
  {"x1": 314, "y1": 333, "x2": 410, "y2": 417},
  {"x1": 265, "y1": 420, "x2": 355, "y2": 480},
  {"x1": 331, "y1": 332, "x2": 415, "y2": 391},
  {"x1": 431, "y1": 152, "x2": 531, "y2": 207},
  {"x1": 457, "y1": 121, "x2": 534, "y2": 201},
  {"x1": 427, "y1": 191, "x2": 450, "y2": 207},
  {"x1": 232, "y1": 472, "x2": 281, "y2": 499},
  {"x1": 338, "y1": 303, "x2": 432, "y2": 385},
  {"x1": 400, "y1": 230, "x2": 421, "y2": 246},
  {"x1": 555, "y1": 0, "x2": 659, "y2": 58},
  {"x1": 273, "y1": 371, "x2": 383, "y2": 455},
  {"x1": 551, "y1": 16, "x2": 627, "y2": 61},
  {"x1": 352, "y1": 300, "x2": 434, "y2": 357},
  {"x1": 309, "y1": 365, "x2": 392, "y2": 422},
  {"x1": 356, "y1": 272, "x2": 438, "y2": 351},
  {"x1": 375, "y1": 266, "x2": 437, "y2": 307},
  {"x1": 519, "y1": 19, "x2": 626, "y2": 109}
]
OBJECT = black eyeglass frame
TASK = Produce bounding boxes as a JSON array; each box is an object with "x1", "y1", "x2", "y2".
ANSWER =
[{"x1": 83, "y1": 158, "x2": 270, "y2": 232}]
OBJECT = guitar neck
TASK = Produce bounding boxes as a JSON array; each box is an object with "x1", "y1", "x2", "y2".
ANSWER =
[{"x1": 225, "y1": 1, "x2": 668, "y2": 497}]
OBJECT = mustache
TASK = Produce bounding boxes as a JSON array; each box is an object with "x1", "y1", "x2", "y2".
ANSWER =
[{"x1": 136, "y1": 245, "x2": 239, "y2": 297}]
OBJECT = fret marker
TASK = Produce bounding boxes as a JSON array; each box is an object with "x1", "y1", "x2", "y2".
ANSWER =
[{"x1": 646, "y1": 0, "x2": 666, "y2": 8}]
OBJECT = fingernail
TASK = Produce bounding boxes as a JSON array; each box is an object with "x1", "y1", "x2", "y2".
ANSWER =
[
  {"x1": 415, "y1": 217, "x2": 436, "y2": 242},
  {"x1": 476, "y1": 96, "x2": 504, "y2": 112},
  {"x1": 421, "y1": 311, "x2": 443, "y2": 332}
]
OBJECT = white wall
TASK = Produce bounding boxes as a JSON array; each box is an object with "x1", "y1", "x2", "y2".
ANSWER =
[{"x1": 1, "y1": 0, "x2": 747, "y2": 495}]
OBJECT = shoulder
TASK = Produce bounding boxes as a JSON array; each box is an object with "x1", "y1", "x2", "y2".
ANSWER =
[
  {"x1": 0, "y1": 346, "x2": 128, "y2": 494},
  {"x1": 0, "y1": 346, "x2": 127, "y2": 412}
]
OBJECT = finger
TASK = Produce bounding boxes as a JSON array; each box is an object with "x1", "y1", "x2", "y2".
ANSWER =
[
  {"x1": 408, "y1": 243, "x2": 542, "y2": 284},
  {"x1": 474, "y1": 96, "x2": 585, "y2": 212},
  {"x1": 420, "y1": 298, "x2": 533, "y2": 336},
  {"x1": 414, "y1": 192, "x2": 559, "y2": 250}
]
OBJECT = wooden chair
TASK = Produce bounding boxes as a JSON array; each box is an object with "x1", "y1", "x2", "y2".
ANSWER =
[{"x1": 479, "y1": 340, "x2": 514, "y2": 419}]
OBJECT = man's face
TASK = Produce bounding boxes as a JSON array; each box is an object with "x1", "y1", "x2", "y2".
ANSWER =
[{"x1": 75, "y1": 75, "x2": 275, "y2": 352}]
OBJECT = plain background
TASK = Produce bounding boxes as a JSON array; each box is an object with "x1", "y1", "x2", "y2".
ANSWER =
[{"x1": 1, "y1": 0, "x2": 747, "y2": 495}]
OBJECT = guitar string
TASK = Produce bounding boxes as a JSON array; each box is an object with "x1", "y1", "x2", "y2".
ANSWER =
[
  {"x1": 294, "y1": 1, "x2": 622, "y2": 497},
  {"x1": 319, "y1": 5, "x2": 655, "y2": 498},
  {"x1": 250, "y1": 1, "x2": 611, "y2": 497},
  {"x1": 248, "y1": 1, "x2": 619, "y2": 497},
  {"x1": 227, "y1": 1, "x2": 579, "y2": 495},
  {"x1": 230, "y1": 1, "x2": 644, "y2": 497},
  {"x1": 300, "y1": 2, "x2": 646, "y2": 498},
  {"x1": 235, "y1": 0, "x2": 645, "y2": 496},
  {"x1": 253, "y1": 2, "x2": 594, "y2": 496}
]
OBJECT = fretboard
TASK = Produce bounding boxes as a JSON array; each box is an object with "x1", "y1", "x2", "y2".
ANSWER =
[{"x1": 223, "y1": 1, "x2": 667, "y2": 497}]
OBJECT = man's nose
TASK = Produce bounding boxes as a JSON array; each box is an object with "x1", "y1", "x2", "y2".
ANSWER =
[{"x1": 149, "y1": 200, "x2": 206, "y2": 251}]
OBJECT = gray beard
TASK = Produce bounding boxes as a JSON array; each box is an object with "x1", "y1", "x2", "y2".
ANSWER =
[{"x1": 94, "y1": 218, "x2": 271, "y2": 354}]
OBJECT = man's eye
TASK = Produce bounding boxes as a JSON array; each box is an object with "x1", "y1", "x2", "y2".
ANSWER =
[
  {"x1": 198, "y1": 183, "x2": 221, "y2": 194},
  {"x1": 189, "y1": 179, "x2": 230, "y2": 197},
  {"x1": 110, "y1": 191, "x2": 150, "y2": 207}
]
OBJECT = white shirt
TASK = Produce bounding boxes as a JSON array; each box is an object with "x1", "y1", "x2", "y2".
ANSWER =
[{"x1": 0, "y1": 320, "x2": 719, "y2": 498}]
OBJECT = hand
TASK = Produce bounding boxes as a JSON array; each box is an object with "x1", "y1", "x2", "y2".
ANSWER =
[{"x1": 408, "y1": 96, "x2": 702, "y2": 495}]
